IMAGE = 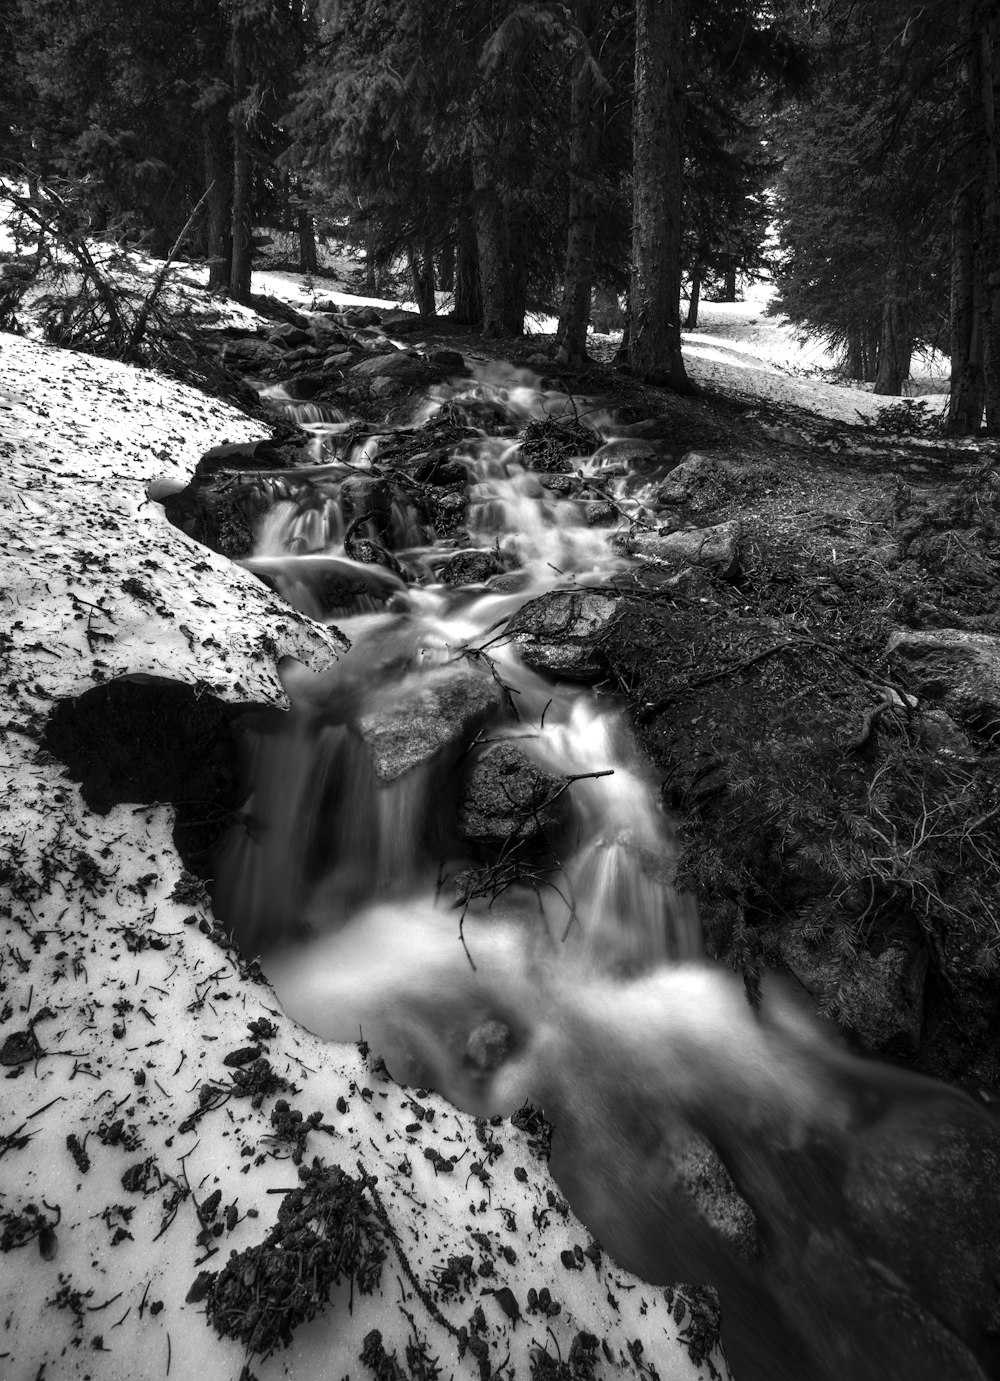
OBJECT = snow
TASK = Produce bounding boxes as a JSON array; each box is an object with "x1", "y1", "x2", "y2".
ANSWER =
[
  {"x1": 678, "y1": 281, "x2": 950, "y2": 428},
  {"x1": 0, "y1": 326, "x2": 726, "y2": 1380}
]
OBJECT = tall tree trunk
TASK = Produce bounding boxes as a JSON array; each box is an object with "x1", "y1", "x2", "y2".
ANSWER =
[
  {"x1": 508, "y1": 207, "x2": 529, "y2": 330},
  {"x1": 874, "y1": 248, "x2": 913, "y2": 395},
  {"x1": 948, "y1": 0, "x2": 987, "y2": 434},
  {"x1": 628, "y1": 0, "x2": 689, "y2": 390},
  {"x1": 685, "y1": 264, "x2": 702, "y2": 330},
  {"x1": 844, "y1": 327, "x2": 863, "y2": 380},
  {"x1": 980, "y1": 7, "x2": 1000, "y2": 434},
  {"x1": 475, "y1": 176, "x2": 519, "y2": 336},
  {"x1": 297, "y1": 208, "x2": 318, "y2": 276},
  {"x1": 228, "y1": 23, "x2": 253, "y2": 305},
  {"x1": 408, "y1": 239, "x2": 437, "y2": 316},
  {"x1": 555, "y1": 8, "x2": 601, "y2": 364},
  {"x1": 439, "y1": 236, "x2": 455, "y2": 294},
  {"x1": 202, "y1": 112, "x2": 233, "y2": 290},
  {"x1": 453, "y1": 203, "x2": 482, "y2": 323},
  {"x1": 722, "y1": 258, "x2": 737, "y2": 302}
]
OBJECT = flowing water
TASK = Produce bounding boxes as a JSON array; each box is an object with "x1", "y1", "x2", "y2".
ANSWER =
[{"x1": 214, "y1": 362, "x2": 1000, "y2": 1381}]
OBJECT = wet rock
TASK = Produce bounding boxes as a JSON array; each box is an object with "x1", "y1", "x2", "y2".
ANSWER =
[
  {"x1": 616, "y1": 520, "x2": 741, "y2": 580},
  {"x1": 427, "y1": 489, "x2": 466, "y2": 535},
  {"x1": 438, "y1": 551, "x2": 504, "y2": 586},
  {"x1": 341, "y1": 475, "x2": 392, "y2": 532},
  {"x1": 887, "y1": 629, "x2": 1000, "y2": 742},
  {"x1": 592, "y1": 437, "x2": 663, "y2": 467},
  {"x1": 458, "y1": 742, "x2": 571, "y2": 852},
  {"x1": 506, "y1": 590, "x2": 623, "y2": 681},
  {"x1": 668, "y1": 1130, "x2": 762, "y2": 1265},
  {"x1": 194, "y1": 440, "x2": 289, "y2": 479},
  {"x1": 163, "y1": 472, "x2": 274, "y2": 558},
  {"x1": 843, "y1": 1095, "x2": 1000, "y2": 1363},
  {"x1": 413, "y1": 453, "x2": 468, "y2": 490},
  {"x1": 465, "y1": 1020, "x2": 515, "y2": 1072},
  {"x1": 355, "y1": 668, "x2": 503, "y2": 781},
  {"x1": 326, "y1": 349, "x2": 357, "y2": 368},
  {"x1": 777, "y1": 931, "x2": 928, "y2": 1056},
  {"x1": 585, "y1": 500, "x2": 616, "y2": 526},
  {"x1": 349, "y1": 350, "x2": 429, "y2": 381}
]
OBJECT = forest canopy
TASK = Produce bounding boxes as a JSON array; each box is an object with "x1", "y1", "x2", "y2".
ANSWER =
[{"x1": 1, "y1": 0, "x2": 998, "y2": 433}]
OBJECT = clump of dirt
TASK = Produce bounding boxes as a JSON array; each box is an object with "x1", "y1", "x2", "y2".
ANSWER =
[{"x1": 196, "y1": 1159, "x2": 387, "y2": 1360}]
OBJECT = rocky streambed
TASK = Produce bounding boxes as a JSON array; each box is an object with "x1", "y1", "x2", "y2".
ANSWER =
[{"x1": 7, "y1": 297, "x2": 1000, "y2": 1381}]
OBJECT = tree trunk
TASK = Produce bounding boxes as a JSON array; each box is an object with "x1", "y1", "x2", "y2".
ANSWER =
[
  {"x1": 948, "y1": 0, "x2": 987, "y2": 434},
  {"x1": 722, "y1": 259, "x2": 737, "y2": 302},
  {"x1": 453, "y1": 204, "x2": 482, "y2": 324},
  {"x1": 592, "y1": 284, "x2": 625, "y2": 333},
  {"x1": 475, "y1": 176, "x2": 520, "y2": 336},
  {"x1": 297, "y1": 208, "x2": 318, "y2": 276},
  {"x1": 555, "y1": 10, "x2": 601, "y2": 364},
  {"x1": 228, "y1": 23, "x2": 253, "y2": 305},
  {"x1": 980, "y1": 8, "x2": 1000, "y2": 434},
  {"x1": 874, "y1": 250, "x2": 913, "y2": 395},
  {"x1": 685, "y1": 264, "x2": 702, "y2": 330},
  {"x1": 508, "y1": 207, "x2": 529, "y2": 331},
  {"x1": 844, "y1": 327, "x2": 863, "y2": 380},
  {"x1": 202, "y1": 113, "x2": 233, "y2": 290},
  {"x1": 408, "y1": 239, "x2": 437, "y2": 316},
  {"x1": 439, "y1": 237, "x2": 455, "y2": 294},
  {"x1": 628, "y1": 0, "x2": 689, "y2": 390}
]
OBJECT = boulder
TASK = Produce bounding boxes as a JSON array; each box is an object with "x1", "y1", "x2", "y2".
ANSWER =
[
  {"x1": 777, "y1": 930, "x2": 927, "y2": 1057},
  {"x1": 428, "y1": 348, "x2": 466, "y2": 371},
  {"x1": 668, "y1": 1131, "x2": 762, "y2": 1265},
  {"x1": 355, "y1": 668, "x2": 503, "y2": 782},
  {"x1": 438, "y1": 550, "x2": 504, "y2": 586},
  {"x1": 350, "y1": 350, "x2": 428, "y2": 380},
  {"x1": 616, "y1": 520, "x2": 741, "y2": 580},
  {"x1": 506, "y1": 590, "x2": 623, "y2": 681},
  {"x1": 887, "y1": 629, "x2": 1000, "y2": 741},
  {"x1": 458, "y1": 741, "x2": 571, "y2": 852}
]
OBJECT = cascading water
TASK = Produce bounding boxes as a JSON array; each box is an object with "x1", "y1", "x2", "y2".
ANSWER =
[{"x1": 214, "y1": 360, "x2": 1000, "y2": 1381}]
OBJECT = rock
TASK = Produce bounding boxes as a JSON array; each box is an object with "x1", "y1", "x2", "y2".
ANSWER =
[
  {"x1": 341, "y1": 475, "x2": 392, "y2": 531},
  {"x1": 221, "y1": 337, "x2": 283, "y2": 371},
  {"x1": 268, "y1": 325, "x2": 312, "y2": 349},
  {"x1": 281, "y1": 373, "x2": 327, "y2": 400},
  {"x1": 777, "y1": 931, "x2": 927, "y2": 1056},
  {"x1": 843, "y1": 1094, "x2": 1000, "y2": 1359},
  {"x1": 616, "y1": 521, "x2": 742, "y2": 580},
  {"x1": 427, "y1": 489, "x2": 466, "y2": 534},
  {"x1": 585, "y1": 500, "x2": 616, "y2": 526},
  {"x1": 465, "y1": 1020, "x2": 515, "y2": 1071},
  {"x1": 887, "y1": 629, "x2": 1000, "y2": 741},
  {"x1": 668, "y1": 1130, "x2": 762, "y2": 1265},
  {"x1": 350, "y1": 349, "x2": 425, "y2": 377},
  {"x1": 428, "y1": 348, "x2": 466, "y2": 371},
  {"x1": 438, "y1": 551, "x2": 504, "y2": 586},
  {"x1": 591, "y1": 438, "x2": 663, "y2": 467},
  {"x1": 326, "y1": 350, "x2": 357, "y2": 368},
  {"x1": 194, "y1": 440, "x2": 288, "y2": 478},
  {"x1": 458, "y1": 742, "x2": 571, "y2": 852},
  {"x1": 506, "y1": 590, "x2": 622, "y2": 681},
  {"x1": 355, "y1": 669, "x2": 503, "y2": 782},
  {"x1": 654, "y1": 453, "x2": 728, "y2": 507}
]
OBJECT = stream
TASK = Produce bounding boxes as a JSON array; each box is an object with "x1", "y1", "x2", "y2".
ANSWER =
[{"x1": 208, "y1": 358, "x2": 999, "y2": 1381}]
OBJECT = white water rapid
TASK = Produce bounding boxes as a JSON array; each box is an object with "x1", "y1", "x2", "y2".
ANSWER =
[{"x1": 214, "y1": 362, "x2": 1000, "y2": 1381}]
